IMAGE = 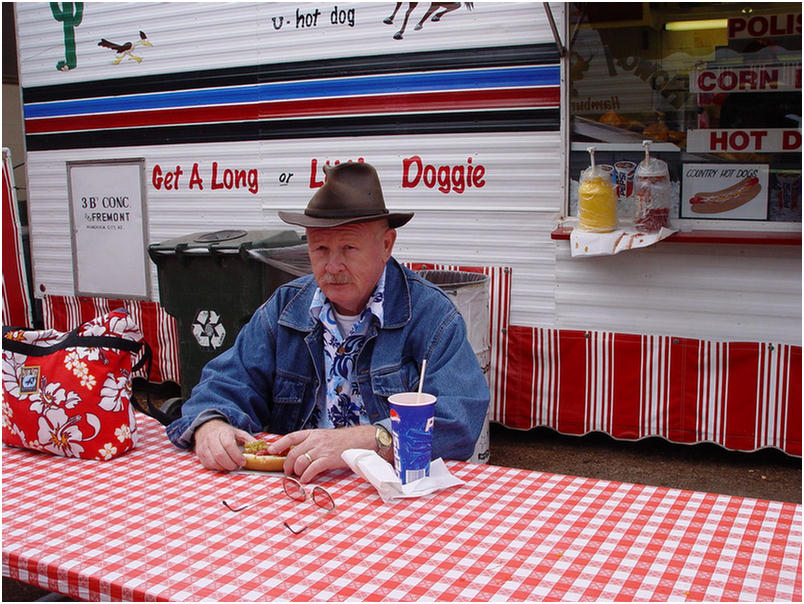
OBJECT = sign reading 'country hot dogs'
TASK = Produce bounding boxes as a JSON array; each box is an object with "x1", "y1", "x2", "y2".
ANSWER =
[{"x1": 681, "y1": 163, "x2": 769, "y2": 220}]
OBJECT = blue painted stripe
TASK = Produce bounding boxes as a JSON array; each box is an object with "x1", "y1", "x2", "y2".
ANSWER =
[{"x1": 24, "y1": 65, "x2": 559, "y2": 118}]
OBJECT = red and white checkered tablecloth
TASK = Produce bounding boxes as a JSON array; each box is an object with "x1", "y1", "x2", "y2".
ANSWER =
[{"x1": 3, "y1": 415, "x2": 801, "y2": 602}]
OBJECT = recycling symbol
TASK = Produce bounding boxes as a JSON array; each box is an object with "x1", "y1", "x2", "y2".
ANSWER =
[{"x1": 191, "y1": 309, "x2": 226, "y2": 350}]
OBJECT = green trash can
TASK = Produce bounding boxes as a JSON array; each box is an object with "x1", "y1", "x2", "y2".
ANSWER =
[{"x1": 148, "y1": 228, "x2": 305, "y2": 401}]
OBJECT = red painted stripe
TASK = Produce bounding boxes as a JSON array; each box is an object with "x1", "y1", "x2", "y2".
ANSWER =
[
  {"x1": 131, "y1": 301, "x2": 166, "y2": 383},
  {"x1": 532, "y1": 328, "x2": 540, "y2": 425},
  {"x1": 698, "y1": 341, "x2": 710, "y2": 442},
  {"x1": 666, "y1": 337, "x2": 685, "y2": 443},
  {"x1": 498, "y1": 267, "x2": 512, "y2": 421},
  {"x1": 754, "y1": 343, "x2": 767, "y2": 449},
  {"x1": 48, "y1": 296, "x2": 70, "y2": 330},
  {"x1": 78, "y1": 297, "x2": 96, "y2": 327},
  {"x1": 785, "y1": 346, "x2": 802, "y2": 456},
  {"x1": 765, "y1": 347, "x2": 782, "y2": 445},
  {"x1": 554, "y1": 330, "x2": 587, "y2": 435},
  {"x1": 2, "y1": 154, "x2": 32, "y2": 327},
  {"x1": 155, "y1": 303, "x2": 181, "y2": 384},
  {"x1": 610, "y1": 334, "x2": 639, "y2": 440},
  {"x1": 24, "y1": 88, "x2": 559, "y2": 134},
  {"x1": 607, "y1": 333, "x2": 615, "y2": 433}
]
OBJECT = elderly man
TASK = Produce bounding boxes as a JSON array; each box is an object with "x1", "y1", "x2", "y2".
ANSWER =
[{"x1": 167, "y1": 161, "x2": 489, "y2": 482}]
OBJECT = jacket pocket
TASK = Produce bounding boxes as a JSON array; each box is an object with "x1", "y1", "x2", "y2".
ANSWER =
[
  {"x1": 370, "y1": 365, "x2": 412, "y2": 398},
  {"x1": 273, "y1": 373, "x2": 308, "y2": 403},
  {"x1": 270, "y1": 373, "x2": 310, "y2": 430}
]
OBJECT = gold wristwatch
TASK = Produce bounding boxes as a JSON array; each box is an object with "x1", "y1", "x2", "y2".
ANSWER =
[{"x1": 375, "y1": 424, "x2": 392, "y2": 455}]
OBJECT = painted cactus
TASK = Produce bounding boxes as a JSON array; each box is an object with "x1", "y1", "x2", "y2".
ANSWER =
[{"x1": 50, "y1": 2, "x2": 84, "y2": 71}]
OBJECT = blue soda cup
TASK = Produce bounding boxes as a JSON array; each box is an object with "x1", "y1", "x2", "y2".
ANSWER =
[{"x1": 388, "y1": 392, "x2": 436, "y2": 484}]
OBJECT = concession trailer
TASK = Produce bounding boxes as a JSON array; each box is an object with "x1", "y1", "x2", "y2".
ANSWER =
[{"x1": 4, "y1": 2, "x2": 801, "y2": 455}]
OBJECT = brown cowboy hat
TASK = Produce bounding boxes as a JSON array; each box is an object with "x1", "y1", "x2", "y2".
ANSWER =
[{"x1": 278, "y1": 162, "x2": 413, "y2": 229}]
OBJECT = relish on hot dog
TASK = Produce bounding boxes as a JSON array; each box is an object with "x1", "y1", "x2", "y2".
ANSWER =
[
  {"x1": 242, "y1": 440, "x2": 286, "y2": 471},
  {"x1": 689, "y1": 176, "x2": 761, "y2": 214}
]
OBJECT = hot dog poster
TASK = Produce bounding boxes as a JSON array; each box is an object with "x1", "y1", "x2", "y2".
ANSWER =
[{"x1": 681, "y1": 164, "x2": 769, "y2": 219}]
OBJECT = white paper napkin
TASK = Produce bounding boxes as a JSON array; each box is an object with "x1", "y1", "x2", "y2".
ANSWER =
[
  {"x1": 341, "y1": 449, "x2": 464, "y2": 503},
  {"x1": 570, "y1": 226, "x2": 677, "y2": 257}
]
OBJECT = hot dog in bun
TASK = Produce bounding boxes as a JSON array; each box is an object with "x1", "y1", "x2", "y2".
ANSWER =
[
  {"x1": 690, "y1": 176, "x2": 761, "y2": 214},
  {"x1": 242, "y1": 440, "x2": 286, "y2": 471}
]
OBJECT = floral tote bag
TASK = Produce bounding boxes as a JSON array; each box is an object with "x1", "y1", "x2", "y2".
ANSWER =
[{"x1": 2, "y1": 309, "x2": 150, "y2": 460}]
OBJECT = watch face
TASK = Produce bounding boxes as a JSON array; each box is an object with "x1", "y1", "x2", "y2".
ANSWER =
[{"x1": 378, "y1": 427, "x2": 393, "y2": 447}]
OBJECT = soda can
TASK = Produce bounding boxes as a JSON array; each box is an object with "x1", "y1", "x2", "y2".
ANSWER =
[{"x1": 614, "y1": 161, "x2": 636, "y2": 200}]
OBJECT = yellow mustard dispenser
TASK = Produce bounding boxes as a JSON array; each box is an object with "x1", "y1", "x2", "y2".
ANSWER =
[{"x1": 578, "y1": 146, "x2": 617, "y2": 232}]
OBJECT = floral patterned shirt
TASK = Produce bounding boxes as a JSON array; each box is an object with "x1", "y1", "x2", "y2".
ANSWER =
[{"x1": 306, "y1": 268, "x2": 386, "y2": 429}]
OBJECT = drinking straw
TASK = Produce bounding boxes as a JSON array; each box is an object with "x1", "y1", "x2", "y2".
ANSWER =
[{"x1": 417, "y1": 359, "x2": 428, "y2": 402}]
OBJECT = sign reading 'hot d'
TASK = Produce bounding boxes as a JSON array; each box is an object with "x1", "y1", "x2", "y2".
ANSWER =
[{"x1": 687, "y1": 129, "x2": 801, "y2": 153}]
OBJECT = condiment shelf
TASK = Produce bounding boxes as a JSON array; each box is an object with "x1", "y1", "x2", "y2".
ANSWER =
[{"x1": 551, "y1": 224, "x2": 802, "y2": 246}]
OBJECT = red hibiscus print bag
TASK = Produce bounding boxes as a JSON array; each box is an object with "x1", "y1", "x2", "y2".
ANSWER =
[{"x1": 2, "y1": 309, "x2": 150, "y2": 460}]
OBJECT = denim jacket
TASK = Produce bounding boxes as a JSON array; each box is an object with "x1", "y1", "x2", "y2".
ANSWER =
[{"x1": 166, "y1": 258, "x2": 490, "y2": 461}]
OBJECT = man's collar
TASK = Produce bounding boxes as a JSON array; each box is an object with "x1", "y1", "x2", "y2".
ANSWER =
[
  {"x1": 278, "y1": 258, "x2": 411, "y2": 332},
  {"x1": 310, "y1": 267, "x2": 387, "y2": 328}
]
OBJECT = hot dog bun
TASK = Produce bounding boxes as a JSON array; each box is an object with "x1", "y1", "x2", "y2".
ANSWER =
[
  {"x1": 242, "y1": 440, "x2": 286, "y2": 471},
  {"x1": 243, "y1": 453, "x2": 286, "y2": 471},
  {"x1": 690, "y1": 176, "x2": 761, "y2": 214}
]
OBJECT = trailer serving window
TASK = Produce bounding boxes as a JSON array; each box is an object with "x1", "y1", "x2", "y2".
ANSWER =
[{"x1": 567, "y1": 2, "x2": 801, "y2": 232}]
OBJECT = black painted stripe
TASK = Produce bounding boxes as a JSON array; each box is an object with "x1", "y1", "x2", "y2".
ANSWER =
[{"x1": 25, "y1": 109, "x2": 560, "y2": 151}]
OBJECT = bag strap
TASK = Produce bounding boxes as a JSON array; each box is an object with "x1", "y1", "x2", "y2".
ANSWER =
[
  {"x1": 4, "y1": 326, "x2": 176, "y2": 426},
  {"x1": 2, "y1": 330, "x2": 142, "y2": 357},
  {"x1": 127, "y1": 344, "x2": 179, "y2": 426}
]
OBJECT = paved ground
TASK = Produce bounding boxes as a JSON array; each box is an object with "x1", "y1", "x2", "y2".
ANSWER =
[
  {"x1": 4, "y1": 419, "x2": 800, "y2": 601},
  {"x1": 488, "y1": 423, "x2": 801, "y2": 504}
]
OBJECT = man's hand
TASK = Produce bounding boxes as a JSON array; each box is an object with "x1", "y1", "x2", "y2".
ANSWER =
[
  {"x1": 268, "y1": 425, "x2": 375, "y2": 483},
  {"x1": 193, "y1": 419, "x2": 257, "y2": 471}
]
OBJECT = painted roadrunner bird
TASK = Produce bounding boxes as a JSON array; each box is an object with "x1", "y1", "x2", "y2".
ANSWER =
[{"x1": 98, "y1": 31, "x2": 152, "y2": 64}]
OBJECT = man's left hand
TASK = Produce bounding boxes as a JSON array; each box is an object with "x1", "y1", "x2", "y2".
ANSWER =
[{"x1": 268, "y1": 425, "x2": 375, "y2": 482}]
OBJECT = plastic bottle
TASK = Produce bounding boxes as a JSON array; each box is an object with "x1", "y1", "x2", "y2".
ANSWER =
[
  {"x1": 578, "y1": 146, "x2": 617, "y2": 232},
  {"x1": 634, "y1": 140, "x2": 671, "y2": 232}
]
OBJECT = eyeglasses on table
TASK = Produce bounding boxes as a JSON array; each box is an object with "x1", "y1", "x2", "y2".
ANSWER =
[{"x1": 222, "y1": 475, "x2": 336, "y2": 535}]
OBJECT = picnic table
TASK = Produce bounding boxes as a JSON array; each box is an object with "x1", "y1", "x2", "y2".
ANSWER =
[{"x1": 3, "y1": 415, "x2": 801, "y2": 601}]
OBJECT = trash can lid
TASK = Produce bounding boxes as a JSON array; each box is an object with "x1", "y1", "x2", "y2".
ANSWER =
[
  {"x1": 194, "y1": 229, "x2": 248, "y2": 243},
  {"x1": 416, "y1": 269, "x2": 488, "y2": 289},
  {"x1": 248, "y1": 244, "x2": 312, "y2": 277},
  {"x1": 149, "y1": 229, "x2": 303, "y2": 255}
]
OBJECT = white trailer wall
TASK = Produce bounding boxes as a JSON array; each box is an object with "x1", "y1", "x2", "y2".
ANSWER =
[
  {"x1": 554, "y1": 240, "x2": 801, "y2": 345},
  {"x1": 26, "y1": 130, "x2": 563, "y2": 329},
  {"x1": 18, "y1": 2, "x2": 564, "y2": 330}
]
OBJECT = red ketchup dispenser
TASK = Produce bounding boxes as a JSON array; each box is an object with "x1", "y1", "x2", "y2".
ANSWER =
[
  {"x1": 634, "y1": 140, "x2": 671, "y2": 232},
  {"x1": 578, "y1": 146, "x2": 617, "y2": 232}
]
